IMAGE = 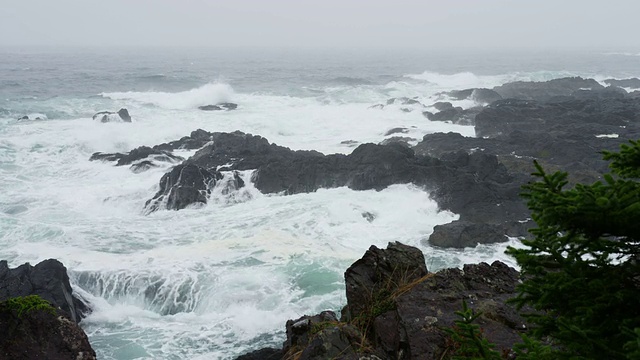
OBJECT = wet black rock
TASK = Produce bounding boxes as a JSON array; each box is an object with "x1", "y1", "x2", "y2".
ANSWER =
[
  {"x1": 92, "y1": 108, "x2": 132, "y2": 123},
  {"x1": 90, "y1": 146, "x2": 183, "y2": 167},
  {"x1": 145, "y1": 163, "x2": 223, "y2": 212},
  {"x1": 424, "y1": 106, "x2": 483, "y2": 125},
  {"x1": 428, "y1": 220, "x2": 507, "y2": 248},
  {"x1": 445, "y1": 88, "x2": 503, "y2": 104},
  {"x1": 198, "y1": 102, "x2": 238, "y2": 111},
  {"x1": 0, "y1": 259, "x2": 89, "y2": 323}
]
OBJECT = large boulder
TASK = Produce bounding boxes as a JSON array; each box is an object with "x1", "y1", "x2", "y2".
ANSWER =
[
  {"x1": 0, "y1": 297, "x2": 96, "y2": 360},
  {"x1": 493, "y1": 77, "x2": 604, "y2": 101},
  {"x1": 145, "y1": 163, "x2": 223, "y2": 212},
  {"x1": 92, "y1": 108, "x2": 132, "y2": 123},
  {"x1": 0, "y1": 259, "x2": 89, "y2": 323},
  {"x1": 428, "y1": 220, "x2": 507, "y2": 248}
]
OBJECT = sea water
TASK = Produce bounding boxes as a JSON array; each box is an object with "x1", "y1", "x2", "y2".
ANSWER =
[{"x1": 1, "y1": 47, "x2": 638, "y2": 359}]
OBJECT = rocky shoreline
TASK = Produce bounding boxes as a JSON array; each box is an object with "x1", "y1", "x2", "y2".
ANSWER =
[{"x1": 3, "y1": 76, "x2": 640, "y2": 358}]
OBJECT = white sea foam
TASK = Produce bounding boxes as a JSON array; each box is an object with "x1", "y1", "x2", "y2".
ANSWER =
[{"x1": 102, "y1": 82, "x2": 234, "y2": 110}]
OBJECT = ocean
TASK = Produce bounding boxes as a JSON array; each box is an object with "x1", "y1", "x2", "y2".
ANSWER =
[{"x1": 1, "y1": 47, "x2": 638, "y2": 359}]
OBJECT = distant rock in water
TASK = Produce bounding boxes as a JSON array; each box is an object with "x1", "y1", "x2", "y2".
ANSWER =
[
  {"x1": 92, "y1": 108, "x2": 132, "y2": 123},
  {"x1": 0, "y1": 259, "x2": 90, "y2": 323},
  {"x1": 198, "y1": 103, "x2": 238, "y2": 111},
  {"x1": 604, "y1": 78, "x2": 640, "y2": 89}
]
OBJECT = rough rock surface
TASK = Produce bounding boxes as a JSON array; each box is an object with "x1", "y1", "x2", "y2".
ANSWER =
[
  {"x1": 604, "y1": 78, "x2": 640, "y2": 89},
  {"x1": 92, "y1": 108, "x2": 132, "y2": 123},
  {"x1": 0, "y1": 302, "x2": 96, "y2": 360},
  {"x1": 145, "y1": 163, "x2": 223, "y2": 212},
  {"x1": 0, "y1": 259, "x2": 89, "y2": 323},
  {"x1": 236, "y1": 243, "x2": 528, "y2": 360},
  {"x1": 493, "y1": 76, "x2": 604, "y2": 101},
  {"x1": 444, "y1": 88, "x2": 503, "y2": 104}
]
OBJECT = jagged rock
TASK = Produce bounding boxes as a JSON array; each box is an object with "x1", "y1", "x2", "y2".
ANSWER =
[
  {"x1": 428, "y1": 220, "x2": 507, "y2": 248},
  {"x1": 281, "y1": 311, "x2": 385, "y2": 360},
  {"x1": 445, "y1": 88, "x2": 503, "y2": 104},
  {"x1": 92, "y1": 108, "x2": 132, "y2": 123},
  {"x1": 604, "y1": 78, "x2": 640, "y2": 88},
  {"x1": 0, "y1": 300, "x2": 96, "y2": 360},
  {"x1": 90, "y1": 146, "x2": 183, "y2": 167},
  {"x1": 0, "y1": 259, "x2": 89, "y2": 323},
  {"x1": 141, "y1": 131, "x2": 527, "y2": 242},
  {"x1": 396, "y1": 260, "x2": 527, "y2": 359},
  {"x1": 343, "y1": 242, "x2": 427, "y2": 321},
  {"x1": 424, "y1": 106, "x2": 483, "y2": 125},
  {"x1": 198, "y1": 102, "x2": 238, "y2": 111},
  {"x1": 145, "y1": 163, "x2": 223, "y2": 212},
  {"x1": 493, "y1": 77, "x2": 604, "y2": 102},
  {"x1": 260, "y1": 243, "x2": 529, "y2": 360}
]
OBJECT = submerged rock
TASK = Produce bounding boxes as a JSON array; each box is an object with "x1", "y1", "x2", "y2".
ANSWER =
[
  {"x1": 92, "y1": 108, "x2": 132, "y2": 123},
  {"x1": 198, "y1": 102, "x2": 238, "y2": 111},
  {"x1": 90, "y1": 146, "x2": 183, "y2": 167},
  {"x1": 0, "y1": 259, "x2": 89, "y2": 323}
]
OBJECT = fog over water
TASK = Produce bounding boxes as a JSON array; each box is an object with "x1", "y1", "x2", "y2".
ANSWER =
[{"x1": 1, "y1": 0, "x2": 639, "y2": 50}]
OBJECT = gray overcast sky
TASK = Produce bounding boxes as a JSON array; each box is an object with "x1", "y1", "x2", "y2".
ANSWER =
[{"x1": 0, "y1": 0, "x2": 638, "y2": 49}]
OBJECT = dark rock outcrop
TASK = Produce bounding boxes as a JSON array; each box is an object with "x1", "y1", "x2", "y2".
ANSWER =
[
  {"x1": 604, "y1": 78, "x2": 640, "y2": 89},
  {"x1": 145, "y1": 163, "x2": 223, "y2": 212},
  {"x1": 142, "y1": 131, "x2": 527, "y2": 238},
  {"x1": 428, "y1": 220, "x2": 507, "y2": 248},
  {"x1": 423, "y1": 106, "x2": 483, "y2": 125},
  {"x1": 0, "y1": 259, "x2": 89, "y2": 323},
  {"x1": 0, "y1": 300, "x2": 96, "y2": 360},
  {"x1": 92, "y1": 108, "x2": 132, "y2": 123},
  {"x1": 198, "y1": 102, "x2": 238, "y2": 111},
  {"x1": 238, "y1": 243, "x2": 528, "y2": 360},
  {"x1": 445, "y1": 88, "x2": 503, "y2": 104},
  {"x1": 493, "y1": 77, "x2": 604, "y2": 102},
  {"x1": 90, "y1": 146, "x2": 183, "y2": 168}
]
